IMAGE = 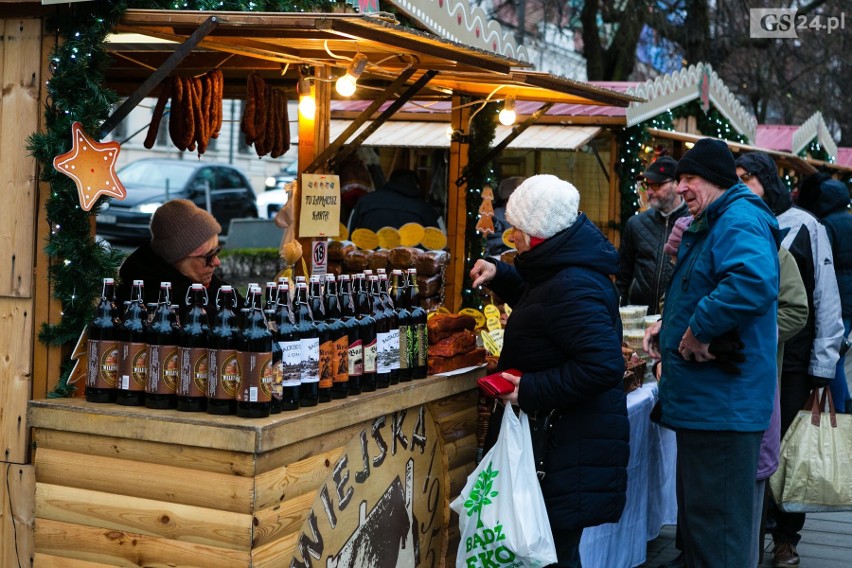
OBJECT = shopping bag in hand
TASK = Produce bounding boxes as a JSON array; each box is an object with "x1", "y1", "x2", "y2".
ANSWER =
[
  {"x1": 450, "y1": 401, "x2": 557, "y2": 568},
  {"x1": 770, "y1": 388, "x2": 852, "y2": 512}
]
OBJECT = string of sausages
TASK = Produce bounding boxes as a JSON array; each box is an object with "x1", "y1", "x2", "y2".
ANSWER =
[
  {"x1": 143, "y1": 69, "x2": 224, "y2": 157},
  {"x1": 241, "y1": 71, "x2": 291, "y2": 159}
]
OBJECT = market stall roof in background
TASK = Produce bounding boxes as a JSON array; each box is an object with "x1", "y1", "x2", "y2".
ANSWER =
[{"x1": 106, "y1": 9, "x2": 641, "y2": 108}]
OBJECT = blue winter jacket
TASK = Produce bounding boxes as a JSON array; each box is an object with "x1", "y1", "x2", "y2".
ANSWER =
[
  {"x1": 659, "y1": 184, "x2": 780, "y2": 432},
  {"x1": 487, "y1": 213, "x2": 629, "y2": 533}
]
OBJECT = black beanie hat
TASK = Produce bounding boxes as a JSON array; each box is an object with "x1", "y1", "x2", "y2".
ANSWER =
[{"x1": 675, "y1": 138, "x2": 739, "y2": 189}]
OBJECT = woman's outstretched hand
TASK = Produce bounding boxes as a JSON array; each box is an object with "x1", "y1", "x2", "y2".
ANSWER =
[{"x1": 470, "y1": 259, "x2": 497, "y2": 288}]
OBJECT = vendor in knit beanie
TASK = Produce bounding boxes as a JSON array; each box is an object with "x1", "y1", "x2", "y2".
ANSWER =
[
  {"x1": 117, "y1": 199, "x2": 232, "y2": 305},
  {"x1": 505, "y1": 174, "x2": 580, "y2": 250},
  {"x1": 674, "y1": 138, "x2": 739, "y2": 189}
]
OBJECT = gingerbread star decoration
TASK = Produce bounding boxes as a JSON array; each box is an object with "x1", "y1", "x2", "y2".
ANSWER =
[{"x1": 53, "y1": 122, "x2": 126, "y2": 211}]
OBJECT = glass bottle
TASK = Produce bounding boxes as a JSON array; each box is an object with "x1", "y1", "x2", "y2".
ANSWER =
[
  {"x1": 339, "y1": 274, "x2": 362, "y2": 396},
  {"x1": 146, "y1": 282, "x2": 180, "y2": 409},
  {"x1": 378, "y1": 271, "x2": 400, "y2": 385},
  {"x1": 117, "y1": 279, "x2": 147, "y2": 406},
  {"x1": 86, "y1": 277, "x2": 120, "y2": 403},
  {"x1": 354, "y1": 274, "x2": 378, "y2": 391},
  {"x1": 370, "y1": 275, "x2": 392, "y2": 389},
  {"x1": 274, "y1": 282, "x2": 300, "y2": 411},
  {"x1": 264, "y1": 282, "x2": 282, "y2": 414},
  {"x1": 325, "y1": 274, "x2": 349, "y2": 399},
  {"x1": 294, "y1": 281, "x2": 320, "y2": 407},
  {"x1": 390, "y1": 270, "x2": 412, "y2": 382},
  {"x1": 311, "y1": 275, "x2": 333, "y2": 403},
  {"x1": 177, "y1": 283, "x2": 209, "y2": 412},
  {"x1": 207, "y1": 285, "x2": 239, "y2": 415},
  {"x1": 407, "y1": 268, "x2": 428, "y2": 379},
  {"x1": 236, "y1": 285, "x2": 272, "y2": 418}
]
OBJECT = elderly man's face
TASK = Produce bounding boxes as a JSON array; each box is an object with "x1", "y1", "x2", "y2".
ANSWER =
[
  {"x1": 677, "y1": 174, "x2": 725, "y2": 217},
  {"x1": 736, "y1": 166, "x2": 765, "y2": 198},
  {"x1": 644, "y1": 179, "x2": 680, "y2": 213},
  {"x1": 172, "y1": 235, "x2": 221, "y2": 286}
]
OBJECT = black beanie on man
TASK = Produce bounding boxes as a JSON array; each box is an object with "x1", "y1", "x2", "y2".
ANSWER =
[{"x1": 674, "y1": 138, "x2": 739, "y2": 189}]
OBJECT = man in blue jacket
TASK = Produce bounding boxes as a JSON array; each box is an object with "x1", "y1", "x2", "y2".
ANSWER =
[{"x1": 644, "y1": 138, "x2": 780, "y2": 568}]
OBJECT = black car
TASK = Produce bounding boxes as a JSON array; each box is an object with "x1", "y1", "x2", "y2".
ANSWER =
[{"x1": 96, "y1": 159, "x2": 258, "y2": 242}]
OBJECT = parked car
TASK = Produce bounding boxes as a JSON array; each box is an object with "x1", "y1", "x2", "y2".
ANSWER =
[
  {"x1": 256, "y1": 162, "x2": 298, "y2": 219},
  {"x1": 97, "y1": 159, "x2": 258, "y2": 242}
]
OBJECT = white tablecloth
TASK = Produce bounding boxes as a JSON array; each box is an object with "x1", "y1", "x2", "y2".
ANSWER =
[{"x1": 579, "y1": 382, "x2": 677, "y2": 568}]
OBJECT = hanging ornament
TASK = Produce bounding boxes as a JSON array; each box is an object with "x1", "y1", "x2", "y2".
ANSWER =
[
  {"x1": 476, "y1": 183, "x2": 495, "y2": 235},
  {"x1": 66, "y1": 328, "x2": 89, "y2": 387},
  {"x1": 53, "y1": 121, "x2": 126, "y2": 211}
]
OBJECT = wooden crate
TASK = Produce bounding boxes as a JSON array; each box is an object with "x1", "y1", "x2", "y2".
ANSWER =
[{"x1": 29, "y1": 373, "x2": 481, "y2": 567}]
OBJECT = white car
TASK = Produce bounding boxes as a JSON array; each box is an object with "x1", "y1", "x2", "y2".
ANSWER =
[{"x1": 256, "y1": 163, "x2": 297, "y2": 218}]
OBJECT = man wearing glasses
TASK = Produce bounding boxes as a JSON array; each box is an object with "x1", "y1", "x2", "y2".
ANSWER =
[
  {"x1": 117, "y1": 199, "x2": 238, "y2": 306},
  {"x1": 617, "y1": 156, "x2": 689, "y2": 315}
]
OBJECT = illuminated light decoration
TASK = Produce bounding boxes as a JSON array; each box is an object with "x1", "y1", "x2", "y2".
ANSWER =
[
  {"x1": 335, "y1": 53, "x2": 368, "y2": 97},
  {"x1": 498, "y1": 96, "x2": 515, "y2": 126},
  {"x1": 298, "y1": 77, "x2": 316, "y2": 120}
]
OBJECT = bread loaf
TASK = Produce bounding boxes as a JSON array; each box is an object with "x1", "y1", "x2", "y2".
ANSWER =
[
  {"x1": 428, "y1": 348, "x2": 487, "y2": 375},
  {"x1": 417, "y1": 273, "x2": 442, "y2": 298},
  {"x1": 416, "y1": 250, "x2": 449, "y2": 276},
  {"x1": 343, "y1": 250, "x2": 371, "y2": 273},
  {"x1": 427, "y1": 313, "x2": 476, "y2": 344},
  {"x1": 328, "y1": 240, "x2": 355, "y2": 261},
  {"x1": 428, "y1": 329, "x2": 476, "y2": 358},
  {"x1": 369, "y1": 249, "x2": 389, "y2": 272},
  {"x1": 388, "y1": 246, "x2": 423, "y2": 269}
]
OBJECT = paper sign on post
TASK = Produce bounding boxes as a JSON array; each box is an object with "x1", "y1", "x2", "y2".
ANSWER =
[{"x1": 298, "y1": 173, "x2": 341, "y2": 238}]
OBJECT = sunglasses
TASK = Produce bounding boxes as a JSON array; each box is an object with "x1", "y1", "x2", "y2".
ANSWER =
[
  {"x1": 641, "y1": 180, "x2": 674, "y2": 191},
  {"x1": 188, "y1": 244, "x2": 222, "y2": 267}
]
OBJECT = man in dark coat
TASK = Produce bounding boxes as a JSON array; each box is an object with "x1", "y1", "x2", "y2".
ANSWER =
[
  {"x1": 347, "y1": 169, "x2": 440, "y2": 233},
  {"x1": 617, "y1": 156, "x2": 689, "y2": 315},
  {"x1": 470, "y1": 174, "x2": 628, "y2": 567},
  {"x1": 118, "y1": 199, "x2": 237, "y2": 308}
]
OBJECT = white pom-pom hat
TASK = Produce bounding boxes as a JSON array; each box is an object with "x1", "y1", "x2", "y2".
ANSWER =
[{"x1": 505, "y1": 174, "x2": 580, "y2": 239}]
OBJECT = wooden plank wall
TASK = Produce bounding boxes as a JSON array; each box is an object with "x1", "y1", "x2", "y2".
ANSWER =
[{"x1": 0, "y1": 14, "x2": 42, "y2": 568}]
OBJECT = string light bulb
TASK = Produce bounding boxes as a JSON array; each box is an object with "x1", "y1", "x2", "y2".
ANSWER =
[
  {"x1": 335, "y1": 53, "x2": 368, "y2": 97},
  {"x1": 498, "y1": 96, "x2": 516, "y2": 126},
  {"x1": 298, "y1": 77, "x2": 316, "y2": 120}
]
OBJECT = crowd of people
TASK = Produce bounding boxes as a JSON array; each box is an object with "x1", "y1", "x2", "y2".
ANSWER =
[{"x1": 114, "y1": 137, "x2": 848, "y2": 568}]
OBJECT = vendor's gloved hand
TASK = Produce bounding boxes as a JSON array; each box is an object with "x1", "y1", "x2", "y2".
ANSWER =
[
  {"x1": 708, "y1": 329, "x2": 745, "y2": 375},
  {"x1": 808, "y1": 374, "x2": 833, "y2": 388}
]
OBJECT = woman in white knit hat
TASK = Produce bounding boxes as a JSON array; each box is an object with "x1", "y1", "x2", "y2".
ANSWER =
[
  {"x1": 470, "y1": 174, "x2": 628, "y2": 567},
  {"x1": 117, "y1": 199, "x2": 237, "y2": 306}
]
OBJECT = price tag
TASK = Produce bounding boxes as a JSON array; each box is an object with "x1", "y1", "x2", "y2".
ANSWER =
[
  {"x1": 481, "y1": 330, "x2": 501, "y2": 356},
  {"x1": 486, "y1": 316, "x2": 502, "y2": 332},
  {"x1": 459, "y1": 307, "x2": 485, "y2": 329}
]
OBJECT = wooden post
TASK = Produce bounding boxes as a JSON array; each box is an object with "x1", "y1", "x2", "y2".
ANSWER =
[
  {"x1": 608, "y1": 135, "x2": 621, "y2": 246},
  {"x1": 445, "y1": 95, "x2": 470, "y2": 313}
]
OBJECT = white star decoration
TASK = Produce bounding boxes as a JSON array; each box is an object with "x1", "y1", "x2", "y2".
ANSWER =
[{"x1": 53, "y1": 122, "x2": 126, "y2": 211}]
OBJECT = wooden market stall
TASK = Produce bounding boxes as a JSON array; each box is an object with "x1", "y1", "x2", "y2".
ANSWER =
[{"x1": 1, "y1": 4, "x2": 641, "y2": 567}]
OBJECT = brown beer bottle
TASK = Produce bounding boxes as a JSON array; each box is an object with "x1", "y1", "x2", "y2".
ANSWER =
[
  {"x1": 117, "y1": 279, "x2": 147, "y2": 406},
  {"x1": 146, "y1": 282, "x2": 180, "y2": 409},
  {"x1": 324, "y1": 274, "x2": 349, "y2": 399},
  {"x1": 339, "y1": 274, "x2": 362, "y2": 396},
  {"x1": 407, "y1": 268, "x2": 428, "y2": 379},
  {"x1": 390, "y1": 270, "x2": 412, "y2": 382},
  {"x1": 274, "y1": 282, "x2": 300, "y2": 411},
  {"x1": 207, "y1": 285, "x2": 239, "y2": 415},
  {"x1": 86, "y1": 277, "x2": 120, "y2": 403},
  {"x1": 236, "y1": 285, "x2": 272, "y2": 418},
  {"x1": 177, "y1": 283, "x2": 209, "y2": 412},
  {"x1": 354, "y1": 274, "x2": 378, "y2": 391},
  {"x1": 294, "y1": 281, "x2": 320, "y2": 407},
  {"x1": 310, "y1": 275, "x2": 333, "y2": 403}
]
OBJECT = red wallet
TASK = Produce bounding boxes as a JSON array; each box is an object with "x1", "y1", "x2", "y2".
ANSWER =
[{"x1": 477, "y1": 370, "x2": 521, "y2": 397}]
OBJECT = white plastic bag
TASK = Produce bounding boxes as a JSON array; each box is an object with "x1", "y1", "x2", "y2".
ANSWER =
[{"x1": 451, "y1": 402, "x2": 558, "y2": 567}]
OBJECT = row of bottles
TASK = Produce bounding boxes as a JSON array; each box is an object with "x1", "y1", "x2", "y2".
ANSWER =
[{"x1": 85, "y1": 269, "x2": 428, "y2": 419}]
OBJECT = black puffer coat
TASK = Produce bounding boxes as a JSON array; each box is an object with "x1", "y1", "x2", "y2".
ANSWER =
[
  {"x1": 487, "y1": 213, "x2": 629, "y2": 533},
  {"x1": 617, "y1": 201, "x2": 689, "y2": 314}
]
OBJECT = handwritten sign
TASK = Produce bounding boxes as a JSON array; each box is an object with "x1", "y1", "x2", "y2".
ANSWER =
[{"x1": 299, "y1": 173, "x2": 341, "y2": 237}]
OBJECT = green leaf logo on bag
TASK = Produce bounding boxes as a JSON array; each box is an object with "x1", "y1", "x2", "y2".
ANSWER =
[{"x1": 461, "y1": 462, "x2": 518, "y2": 567}]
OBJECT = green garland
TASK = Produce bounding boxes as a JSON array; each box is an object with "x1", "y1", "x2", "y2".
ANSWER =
[
  {"x1": 802, "y1": 139, "x2": 833, "y2": 163},
  {"x1": 27, "y1": 1, "x2": 130, "y2": 397},
  {"x1": 460, "y1": 101, "x2": 498, "y2": 311}
]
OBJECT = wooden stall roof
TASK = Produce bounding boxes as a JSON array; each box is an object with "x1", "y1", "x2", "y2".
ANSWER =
[{"x1": 107, "y1": 9, "x2": 642, "y2": 108}]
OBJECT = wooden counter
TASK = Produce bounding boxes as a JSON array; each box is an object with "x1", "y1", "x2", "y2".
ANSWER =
[{"x1": 28, "y1": 369, "x2": 484, "y2": 567}]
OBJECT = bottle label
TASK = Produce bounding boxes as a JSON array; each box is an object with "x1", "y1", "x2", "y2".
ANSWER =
[
  {"x1": 386, "y1": 328, "x2": 400, "y2": 371},
  {"x1": 236, "y1": 351, "x2": 272, "y2": 402},
  {"x1": 415, "y1": 323, "x2": 428, "y2": 367},
  {"x1": 280, "y1": 340, "x2": 302, "y2": 387},
  {"x1": 179, "y1": 347, "x2": 208, "y2": 397},
  {"x1": 300, "y1": 337, "x2": 320, "y2": 383},
  {"x1": 377, "y1": 331, "x2": 394, "y2": 374},
  {"x1": 319, "y1": 338, "x2": 334, "y2": 389},
  {"x1": 333, "y1": 335, "x2": 349, "y2": 385},
  {"x1": 348, "y1": 340, "x2": 363, "y2": 377},
  {"x1": 119, "y1": 342, "x2": 147, "y2": 391},
  {"x1": 398, "y1": 325, "x2": 410, "y2": 370},
  {"x1": 208, "y1": 349, "x2": 240, "y2": 400},
  {"x1": 147, "y1": 344, "x2": 178, "y2": 394},
  {"x1": 364, "y1": 338, "x2": 377, "y2": 374},
  {"x1": 87, "y1": 339, "x2": 119, "y2": 389}
]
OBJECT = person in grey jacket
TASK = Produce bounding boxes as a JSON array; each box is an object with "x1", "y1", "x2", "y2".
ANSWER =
[
  {"x1": 617, "y1": 156, "x2": 689, "y2": 315},
  {"x1": 735, "y1": 151, "x2": 845, "y2": 568}
]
